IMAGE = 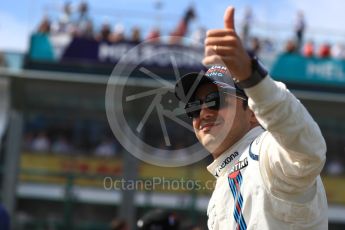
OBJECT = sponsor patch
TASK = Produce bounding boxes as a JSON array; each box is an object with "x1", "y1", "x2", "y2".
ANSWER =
[
  {"x1": 214, "y1": 151, "x2": 239, "y2": 177},
  {"x1": 228, "y1": 157, "x2": 248, "y2": 178}
]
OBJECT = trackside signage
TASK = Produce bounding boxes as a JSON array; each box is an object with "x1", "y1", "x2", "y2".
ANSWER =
[{"x1": 271, "y1": 54, "x2": 345, "y2": 87}]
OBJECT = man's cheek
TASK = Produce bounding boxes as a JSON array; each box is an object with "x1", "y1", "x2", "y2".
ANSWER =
[
  {"x1": 193, "y1": 125, "x2": 199, "y2": 136},
  {"x1": 194, "y1": 129, "x2": 202, "y2": 143},
  {"x1": 192, "y1": 120, "x2": 199, "y2": 130},
  {"x1": 217, "y1": 121, "x2": 233, "y2": 141}
]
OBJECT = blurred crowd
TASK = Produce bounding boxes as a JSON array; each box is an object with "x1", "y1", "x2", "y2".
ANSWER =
[
  {"x1": 241, "y1": 7, "x2": 345, "y2": 59},
  {"x1": 22, "y1": 129, "x2": 202, "y2": 160},
  {"x1": 22, "y1": 115, "x2": 121, "y2": 157},
  {"x1": 284, "y1": 39, "x2": 345, "y2": 59},
  {"x1": 281, "y1": 10, "x2": 345, "y2": 59},
  {"x1": 34, "y1": 2, "x2": 345, "y2": 60},
  {"x1": 23, "y1": 130, "x2": 120, "y2": 157},
  {"x1": 21, "y1": 114, "x2": 200, "y2": 161},
  {"x1": 36, "y1": 1, "x2": 202, "y2": 45}
]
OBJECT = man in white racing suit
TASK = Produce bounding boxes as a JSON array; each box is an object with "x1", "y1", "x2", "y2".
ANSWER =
[{"x1": 174, "y1": 6, "x2": 328, "y2": 230}]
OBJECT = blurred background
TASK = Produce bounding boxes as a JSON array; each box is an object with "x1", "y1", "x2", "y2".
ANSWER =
[{"x1": 0, "y1": 0, "x2": 345, "y2": 229}]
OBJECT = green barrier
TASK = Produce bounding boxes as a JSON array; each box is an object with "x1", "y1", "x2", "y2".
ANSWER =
[{"x1": 271, "y1": 53, "x2": 345, "y2": 87}]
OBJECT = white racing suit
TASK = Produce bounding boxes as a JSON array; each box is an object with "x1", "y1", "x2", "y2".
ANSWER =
[{"x1": 206, "y1": 76, "x2": 328, "y2": 230}]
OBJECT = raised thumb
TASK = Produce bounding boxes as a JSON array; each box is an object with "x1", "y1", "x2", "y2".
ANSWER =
[{"x1": 224, "y1": 6, "x2": 236, "y2": 30}]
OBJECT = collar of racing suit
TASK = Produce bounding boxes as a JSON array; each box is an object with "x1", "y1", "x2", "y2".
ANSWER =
[{"x1": 206, "y1": 126, "x2": 264, "y2": 178}]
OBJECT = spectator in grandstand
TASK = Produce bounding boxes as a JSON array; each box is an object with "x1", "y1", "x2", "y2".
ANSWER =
[
  {"x1": 294, "y1": 10, "x2": 306, "y2": 51},
  {"x1": 31, "y1": 131, "x2": 50, "y2": 152},
  {"x1": 318, "y1": 43, "x2": 331, "y2": 58},
  {"x1": 51, "y1": 135, "x2": 73, "y2": 154},
  {"x1": 303, "y1": 40, "x2": 314, "y2": 57},
  {"x1": 82, "y1": 20, "x2": 94, "y2": 39},
  {"x1": 247, "y1": 36, "x2": 261, "y2": 56},
  {"x1": 94, "y1": 138, "x2": 118, "y2": 157},
  {"x1": 241, "y1": 6, "x2": 253, "y2": 47},
  {"x1": 146, "y1": 27, "x2": 161, "y2": 43},
  {"x1": 109, "y1": 23, "x2": 126, "y2": 43},
  {"x1": 0, "y1": 204, "x2": 9, "y2": 230},
  {"x1": 77, "y1": 1, "x2": 89, "y2": 22},
  {"x1": 332, "y1": 43, "x2": 345, "y2": 59},
  {"x1": 37, "y1": 16, "x2": 51, "y2": 34},
  {"x1": 169, "y1": 6, "x2": 196, "y2": 44},
  {"x1": 96, "y1": 21, "x2": 112, "y2": 42},
  {"x1": 261, "y1": 38, "x2": 274, "y2": 53},
  {"x1": 130, "y1": 26, "x2": 141, "y2": 43},
  {"x1": 75, "y1": 1, "x2": 93, "y2": 37},
  {"x1": 56, "y1": 1, "x2": 74, "y2": 34},
  {"x1": 191, "y1": 27, "x2": 206, "y2": 46},
  {"x1": 110, "y1": 218, "x2": 129, "y2": 230},
  {"x1": 283, "y1": 39, "x2": 297, "y2": 53},
  {"x1": 326, "y1": 154, "x2": 344, "y2": 175}
]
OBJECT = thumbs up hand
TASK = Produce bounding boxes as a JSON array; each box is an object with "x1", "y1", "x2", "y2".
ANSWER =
[{"x1": 203, "y1": 6, "x2": 251, "y2": 81}]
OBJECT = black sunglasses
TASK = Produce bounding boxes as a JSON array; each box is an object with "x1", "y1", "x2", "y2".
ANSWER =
[{"x1": 184, "y1": 91, "x2": 247, "y2": 118}]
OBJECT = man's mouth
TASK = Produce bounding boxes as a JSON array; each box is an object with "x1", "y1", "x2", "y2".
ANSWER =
[{"x1": 199, "y1": 121, "x2": 221, "y2": 131}]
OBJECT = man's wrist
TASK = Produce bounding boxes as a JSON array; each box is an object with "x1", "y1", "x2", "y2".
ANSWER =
[{"x1": 233, "y1": 56, "x2": 268, "y2": 89}]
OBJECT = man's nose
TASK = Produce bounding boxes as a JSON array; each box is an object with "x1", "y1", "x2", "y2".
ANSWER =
[{"x1": 199, "y1": 104, "x2": 216, "y2": 119}]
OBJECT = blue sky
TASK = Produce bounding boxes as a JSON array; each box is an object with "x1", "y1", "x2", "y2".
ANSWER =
[{"x1": 1, "y1": 0, "x2": 344, "y2": 52}]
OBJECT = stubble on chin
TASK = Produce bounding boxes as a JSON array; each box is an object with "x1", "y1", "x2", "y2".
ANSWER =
[
  {"x1": 200, "y1": 133, "x2": 221, "y2": 153},
  {"x1": 198, "y1": 126, "x2": 231, "y2": 155}
]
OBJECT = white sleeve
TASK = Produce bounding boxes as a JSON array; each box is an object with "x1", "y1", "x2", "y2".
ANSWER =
[{"x1": 244, "y1": 76, "x2": 326, "y2": 195}]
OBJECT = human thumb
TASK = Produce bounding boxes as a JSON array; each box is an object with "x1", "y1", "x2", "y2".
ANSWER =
[{"x1": 224, "y1": 6, "x2": 236, "y2": 30}]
